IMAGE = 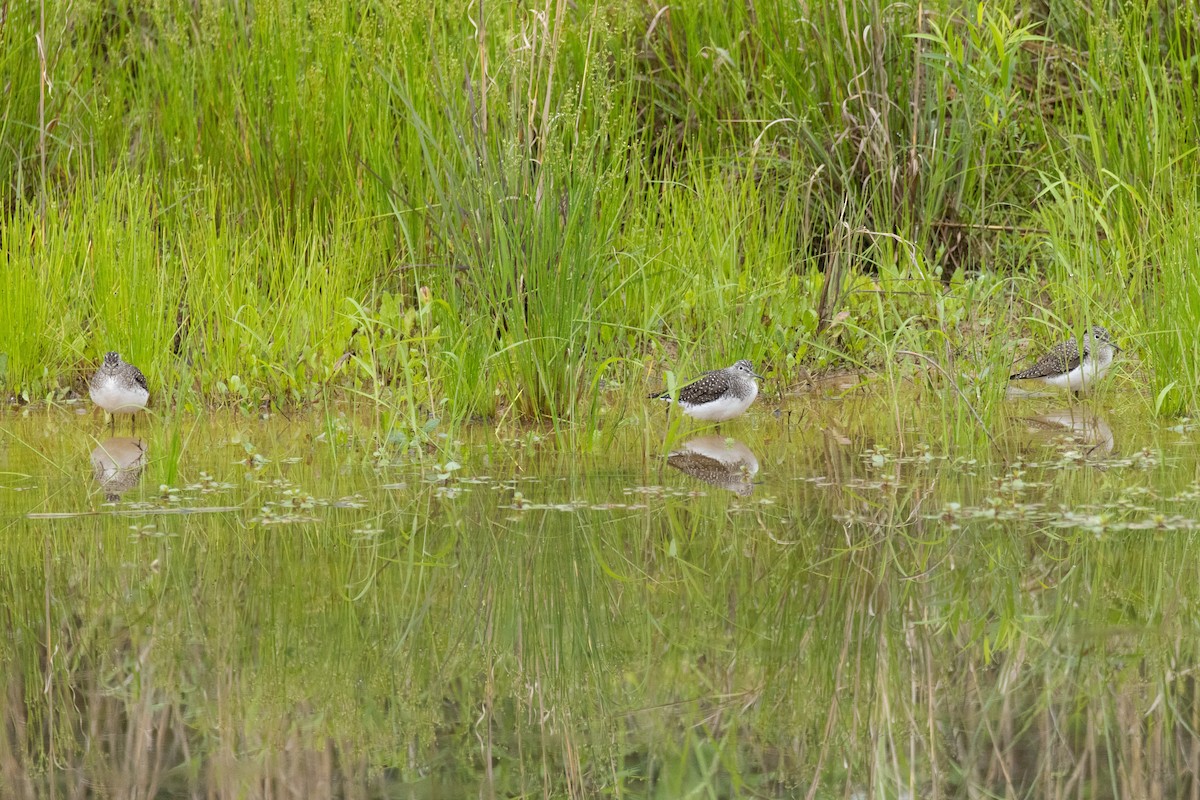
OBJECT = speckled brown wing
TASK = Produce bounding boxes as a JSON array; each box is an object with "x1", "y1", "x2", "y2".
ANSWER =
[
  {"x1": 673, "y1": 371, "x2": 734, "y2": 405},
  {"x1": 650, "y1": 369, "x2": 729, "y2": 403},
  {"x1": 128, "y1": 365, "x2": 149, "y2": 393},
  {"x1": 1009, "y1": 337, "x2": 1083, "y2": 380}
]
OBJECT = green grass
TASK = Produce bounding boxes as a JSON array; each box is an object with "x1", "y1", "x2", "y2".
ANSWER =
[{"x1": 3, "y1": 0, "x2": 1200, "y2": 427}]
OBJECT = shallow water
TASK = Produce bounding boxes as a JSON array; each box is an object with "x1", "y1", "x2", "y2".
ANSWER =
[{"x1": 3, "y1": 393, "x2": 1200, "y2": 797}]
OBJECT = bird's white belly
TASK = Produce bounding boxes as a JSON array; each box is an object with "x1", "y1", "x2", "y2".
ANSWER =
[
  {"x1": 1039, "y1": 358, "x2": 1110, "y2": 393},
  {"x1": 90, "y1": 380, "x2": 149, "y2": 414},
  {"x1": 679, "y1": 384, "x2": 758, "y2": 422}
]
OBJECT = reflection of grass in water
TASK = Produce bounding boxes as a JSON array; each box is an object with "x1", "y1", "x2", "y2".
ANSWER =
[{"x1": 1, "y1": 410, "x2": 1199, "y2": 794}]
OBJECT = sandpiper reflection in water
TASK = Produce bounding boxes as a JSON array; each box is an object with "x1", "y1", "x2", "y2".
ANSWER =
[
  {"x1": 666, "y1": 435, "x2": 759, "y2": 496},
  {"x1": 1022, "y1": 408, "x2": 1114, "y2": 457},
  {"x1": 91, "y1": 437, "x2": 148, "y2": 502}
]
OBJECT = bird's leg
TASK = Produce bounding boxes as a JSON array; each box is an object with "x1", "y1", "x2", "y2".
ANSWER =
[{"x1": 131, "y1": 413, "x2": 137, "y2": 436}]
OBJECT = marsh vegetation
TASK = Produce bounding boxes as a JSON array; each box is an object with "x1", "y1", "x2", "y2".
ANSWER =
[
  {"x1": 4, "y1": 0, "x2": 1200, "y2": 795},
  {"x1": 4, "y1": 0, "x2": 1198, "y2": 424}
]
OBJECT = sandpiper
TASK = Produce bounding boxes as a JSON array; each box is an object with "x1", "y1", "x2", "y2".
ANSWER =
[
  {"x1": 649, "y1": 359, "x2": 763, "y2": 422},
  {"x1": 1009, "y1": 326, "x2": 1120, "y2": 396},
  {"x1": 89, "y1": 352, "x2": 150, "y2": 430}
]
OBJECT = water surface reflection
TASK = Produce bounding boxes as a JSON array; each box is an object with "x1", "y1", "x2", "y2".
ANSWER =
[
  {"x1": 1, "y1": 402, "x2": 1197, "y2": 797},
  {"x1": 666, "y1": 434, "x2": 759, "y2": 495},
  {"x1": 90, "y1": 436, "x2": 148, "y2": 501},
  {"x1": 1022, "y1": 408, "x2": 1115, "y2": 456}
]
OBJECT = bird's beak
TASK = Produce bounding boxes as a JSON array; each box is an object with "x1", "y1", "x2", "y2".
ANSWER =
[
  {"x1": 752, "y1": 370, "x2": 765, "y2": 380},
  {"x1": 1112, "y1": 343, "x2": 1123, "y2": 353}
]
